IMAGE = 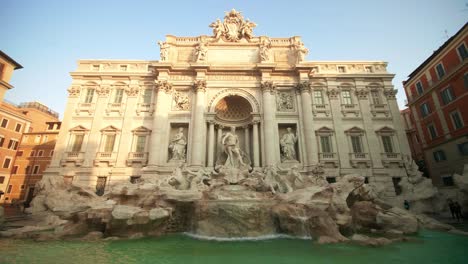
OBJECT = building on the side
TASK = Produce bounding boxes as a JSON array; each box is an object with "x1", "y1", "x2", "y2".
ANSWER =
[
  {"x1": 45, "y1": 10, "x2": 413, "y2": 199},
  {"x1": 402, "y1": 22, "x2": 468, "y2": 188},
  {"x1": 0, "y1": 50, "x2": 23, "y2": 102},
  {"x1": 0, "y1": 102, "x2": 60, "y2": 204},
  {"x1": 5, "y1": 121, "x2": 61, "y2": 204},
  {"x1": 400, "y1": 108, "x2": 425, "y2": 172}
]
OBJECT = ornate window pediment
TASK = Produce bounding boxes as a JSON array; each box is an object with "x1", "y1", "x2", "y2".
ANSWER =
[
  {"x1": 315, "y1": 126, "x2": 334, "y2": 135},
  {"x1": 345, "y1": 126, "x2": 365, "y2": 135},
  {"x1": 131, "y1": 126, "x2": 152, "y2": 134},
  {"x1": 376, "y1": 126, "x2": 395, "y2": 135},
  {"x1": 100, "y1": 125, "x2": 120, "y2": 133},
  {"x1": 69, "y1": 125, "x2": 89, "y2": 132}
]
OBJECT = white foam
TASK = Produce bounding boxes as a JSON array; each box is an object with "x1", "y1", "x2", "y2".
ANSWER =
[{"x1": 183, "y1": 232, "x2": 312, "y2": 241}]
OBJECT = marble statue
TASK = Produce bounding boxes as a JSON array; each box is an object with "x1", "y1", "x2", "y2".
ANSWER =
[
  {"x1": 263, "y1": 165, "x2": 293, "y2": 194},
  {"x1": 168, "y1": 165, "x2": 190, "y2": 190},
  {"x1": 259, "y1": 39, "x2": 271, "y2": 62},
  {"x1": 195, "y1": 42, "x2": 208, "y2": 62},
  {"x1": 240, "y1": 19, "x2": 256, "y2": 40},
  {"x1": 279, "y1": 165, "x2": 304, "y2": 190},
  {"x1": 280, "y1": 127, "x2": 298, "y2": 161},
  {"x1": 158, "y1": 41, "x2": 170, "y2": 61},
  {"x1": 186, "y1": 167, "x2": 211, "y2": 191},
  {"x1": 222, "y1": 126, "x2": 246, "y2": 168},
  {"x1": 169, "y1": 127, "x2": 187, "y2": 161},
  {"x1": 209, "y1": 19, "x2": 224, "y2": 40},
  {"x1": 294, "y1": 40, "x2": 308, "y2": 63}
]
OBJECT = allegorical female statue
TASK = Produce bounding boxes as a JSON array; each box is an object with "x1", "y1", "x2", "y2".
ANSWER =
[
  {"x1": 169, "y1": 127, "x2": 187, "y2": 161},
  {"x1": 280, "y1": 127, "x2": 298, "y2": 161}
]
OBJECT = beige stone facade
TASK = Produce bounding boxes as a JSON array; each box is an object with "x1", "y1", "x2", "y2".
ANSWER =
[{"x1": 46, "y1": 10, "x2": 412, "y2": 198}]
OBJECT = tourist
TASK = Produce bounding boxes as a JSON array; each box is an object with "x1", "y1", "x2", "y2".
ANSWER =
[
  {"x1": 453, "y1": 201, "x2": 463, "y2": 222},
  {"x1": 448, "y1": 199, "x2": 456, "y2": 220},
  {"x1": 404, "y1": 200, "x2": 410, "y2": 210}
]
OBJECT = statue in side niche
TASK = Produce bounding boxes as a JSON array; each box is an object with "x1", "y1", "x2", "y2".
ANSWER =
[
  {"x1": 259, "y1": 39, "x2": 271, "y2": 62},
  {"x1": 158, "y1": 41, "x2": 170, "y2": 62},
  {"x1": 280, "y1": 127, "x2": 298, "y2": 161},
  {"x1": 169, "y1": 127, "x2": 187, "y2": 161},
  {"x1": 195, "y1": 42, "x2": 208, "y2": 62}
]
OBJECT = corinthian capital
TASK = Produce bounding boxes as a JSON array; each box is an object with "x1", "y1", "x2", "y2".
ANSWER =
[
  {"x1": 156, "y1": 80, "x2": 173, "y2": 94},
  {"x1": 261, "y1": 81, "x2": 276, "y2": 94},
  {"x1": 295, "y1": 81, "x2": 311, "y2": 93},
  {"x1": 193, "y1": 80, "x2": 207, "y2": 92},
  {"x1": 67, "y1": 86, "x2": 81, "y2": 97}
]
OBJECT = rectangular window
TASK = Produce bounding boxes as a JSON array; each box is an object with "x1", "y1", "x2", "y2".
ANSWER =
[
  {"x1": 135, "y1": 136, "x2": 146, "y2": 152},
  {"x1": 1, "y1": 118, "x2": 8, "y2": 128},
  {"x1": 436, "y1": 63, "x2": 445, "y2": 79},
  {"x1": 47, "y1": 123, "x2": 54, "y2": 130},
  {"x1": 6, "y1": 185, "x2": 12, "y2": 194},
  {"x1": 104, "y1": 134, "x2": 116, "y2": 152},
  {"x1": 34, "y1": 135, "x2": 41, "y2": 144},
  {"x1": 7, "y1": 139, "x2": 18, "y2": 150},
  {"x1": 25, "y1": 166, "x2": 30, "y2": 174},
  {"x1": 32, "y1": 165, "x2": 40, "y2": 174},
  {"x1": 320, "y1": 136, "x2": 332, "y2": 153},
  {"x1": 465, "y1": 73, "x2": 468, "y2": 89},
  {"x1": 50, "y1": 150, "x2": 54, "y2": 157},
  {"x1": 350, "y1": 136, "x2": 363, "y2": 153},
  {"x1": 0, "y1": 136, "x2": 4, "y2": 147},
  {"x1": 313, "y1": 90, "x2": 324, "y2": 105},
  {"x1": 420, "y1": 103, "x2": 431, "y2": 117},
  {"x1": 16, "y1": 151, "x2": 23, "y2": 157},
  {"x1": 341, "y1": 90, "x2": 353, "y2": 105},
  {"x1": 114, "y1": 89, "x2": 124, "y2": 103},
  {"x1": 458, "y1": 142, "x2": 468, "y2": 156},
  {"x1": 370, "y1": 90, "x2": 381, "y2": 105},
  {"x1": 450, "y1": 111, "x2": 464, "y2": 130},
  {"x1": 3, "y1": 157, "x2": 12, "y2": 169},
  {"x1": 84, "y1": 89, "x2": 94, "y2": 103},
  {"x1": 392, "y1": 177, "x2": 402, "y2": 195},
  {"x1": 30, "y1": 150, "x2": 35, "y2": 157},
  {"x1": 381, "y1": 136, "x2": 394, "y2": 153},
  {"x1": 416, "y1": 81, "x2": 424, "y2": 95},
  {"x1": 0, "y1": 176, "x2": 4, "y2": 184},
  {"x1": 433, "y1": 150, "x2": 447, "y2": 162},
  {"x1": 457, "y1": 43, "x2": 468, "y2": 60},
  {"x1": 427, "y1": 124, "x2": 438, "y2": 139},
  {"x1": 37, "y1": 150, "x2": 44, "y2": 157},
  {"x1": 12, "y1": 165, "x2": 18, "y2": 174},
  {"x1": 440, "y1": 86, "x2": 455, "y2": 105},
  {"x1": 71, "y1": 134, "x2": 84, "y2": 152},
  {"x1": 442, "y1": 176, "x2": 454, "y2": 186},
  {"x1": 142, "y1": 89, "x2": 152, "y2": 104},
  {"x1": 15, "y1": 123, "x2": 22, "y2": 132}
]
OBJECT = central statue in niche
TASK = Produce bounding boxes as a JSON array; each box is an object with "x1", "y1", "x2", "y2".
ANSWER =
[{"x1": 215, "y1": 126, "x2": 251, "y2": 184}]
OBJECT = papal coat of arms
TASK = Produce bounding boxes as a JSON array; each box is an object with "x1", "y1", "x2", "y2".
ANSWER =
[{"x1": 209, "y1": 9, "x2": 257, "y2": 42}]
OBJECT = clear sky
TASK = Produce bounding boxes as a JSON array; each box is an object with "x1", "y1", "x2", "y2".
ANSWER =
[{"x1": 2, "y1": 0, "x2": 467, "y2": 118}]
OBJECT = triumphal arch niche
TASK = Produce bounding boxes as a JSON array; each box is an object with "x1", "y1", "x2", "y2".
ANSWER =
[{"x1": 53, "y1": 9, "x2": 411, "y2": 195}]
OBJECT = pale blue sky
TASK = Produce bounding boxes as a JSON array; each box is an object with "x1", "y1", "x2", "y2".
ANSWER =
[{"x1": 2, "y1": 0, "x2": 467, "y2": 118}]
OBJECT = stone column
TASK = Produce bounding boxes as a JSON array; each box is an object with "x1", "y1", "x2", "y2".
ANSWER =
[
  {"x1": 297, "y1": 81, "x2": 318, "y2": 166},
  {"x1": 252, "y1": 121, "x2": 260, "y2": 168},
  {"x1": 244, "y1": 125, "x2": 250, "y2": 157},
  {"x1": 147, "y1": 81, "x2": 172, "y2": 167},
  {"x1": 190, "y1": 80, "x2": 207, "y2": 167},
  {"x1": 207, "y1": 121, "x2": 216, "y2": 168},
  {"x1": 261, "y1": 81, "x2": 277, "y2": 166},
  {"x1": 217, "y1": 124, "x2": 223, "y2": 155}
]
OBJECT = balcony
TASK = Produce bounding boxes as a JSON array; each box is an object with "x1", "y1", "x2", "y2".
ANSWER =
[
  {"x1": 126, "y1": 152, "x2": 149, "y2": 166},
  {"x1": 349, "y1": 152, "x2": 371, "y2": 168},
  {"x1": 94, "y1": 152, "x2": 117, "y2": 166},
  {"x1": 318, "y1": 152, "x2": 339, "y2": 167},
  {"x1": 381, "y1": 152, "x2": 404, "y2": 167},
  {"x1": 75, "y1": 103, "x2": 95, "y2": 115},
  {"x1": 341, "y1": 104, "x2": 360, "y2": 118},
  {"x1": 105, "y1": 103, "x2": 125, "y2": 115},
  {"x1": 312, "y1": 104, "x2": 331, "y2": 118},
  {"x1": 136, "y1": 103, "x2": 155, "y2": 116},
  {"x1": 370, "y1": 104, "x2": 390, "y2": 118},
  {"x1": 60, "y1": 151, "x2": 85, "y2": 166}
]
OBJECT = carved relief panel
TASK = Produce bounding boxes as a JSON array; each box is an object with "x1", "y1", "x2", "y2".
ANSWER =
[{"x1": 276, "y1": 91, "x2": 295, "y2": 112}]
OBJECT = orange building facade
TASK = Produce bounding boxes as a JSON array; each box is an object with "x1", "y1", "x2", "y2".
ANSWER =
[{"x1": 403, "y1": 23, "x2": 468, "y2": 187}]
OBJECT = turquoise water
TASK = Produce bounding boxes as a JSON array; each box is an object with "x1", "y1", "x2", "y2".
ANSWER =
[{"x1": 0, "y1": 230, "x2": 467, "y2": 264}]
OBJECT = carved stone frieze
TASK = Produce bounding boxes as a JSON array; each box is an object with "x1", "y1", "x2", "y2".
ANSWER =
[
  {"x1": 172, "y1": 91, "x2": 190, "y2": 111},
  {"x1": 276, "y1": 91, "x2": 294, "y2": 112},
  {"x1": 156, "y1": 80, "x2": 173, "y2": 94},
  {"x1": 67, "y1": 86, "x2": 81, "y2": 97},
  {"x1": 261, "y1": 81, "x2": 276, "y2": 94}
]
